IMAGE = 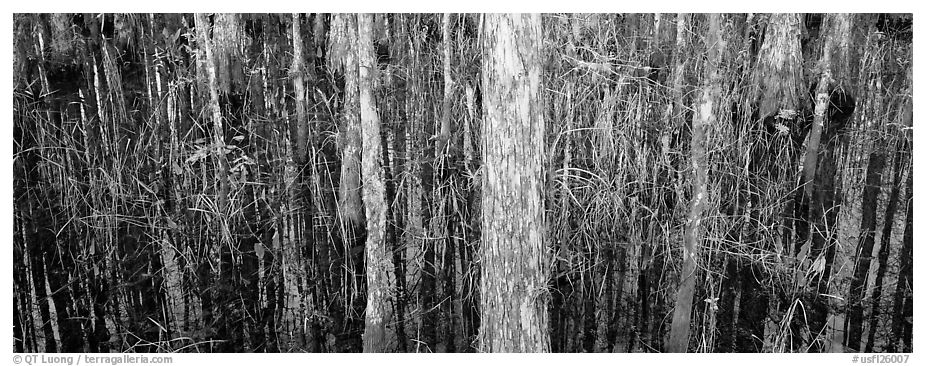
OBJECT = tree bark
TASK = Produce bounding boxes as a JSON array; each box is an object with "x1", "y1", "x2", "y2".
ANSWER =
[
  {"x1": 383, "y1": 125, "x2": 408, "y2": 352},
  {"x1": 195, "y1": 13, "x2": 231, "y2": 245},
  {"x1": 331, "y1": 13, "x2": 365, "y2": 256},
  {"x1": 863, "y1": 140, "x2": 906, "y2": 353},
  {"x1": 802, "y1": 15, "x2": 837, "y2": 202},
  {"x1": 890, "y1": 171, "x2": 913, "y2": 353},
  {"x1": 292, "y1": 13, "x2": 310, "y2": 164},
  {"x1": 794, "y1": 13, "x2": 851, "y2": 352},
  {"x1": 438, "y1": 13, "x2": 458, "y2": 352},
  {"x1": 479, "y1": 13, "x2": 548, "y2": 353},
  {"x1": 358, "y1": 13, "x2": 392, "y2": 353},
  {"x1": 845, "y1": 151, "x2": 884, "y2": 350},
  {"x1": 668, "y1": 13, "x2": 724, "y2": 353},
  {"x1": 888, "y1": 72, "x2": 913, "y2": 353}
]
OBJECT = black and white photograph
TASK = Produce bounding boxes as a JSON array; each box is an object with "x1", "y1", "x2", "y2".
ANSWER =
[{"x1": 7, "y1": 7, "x2": 917, "y2": 359}]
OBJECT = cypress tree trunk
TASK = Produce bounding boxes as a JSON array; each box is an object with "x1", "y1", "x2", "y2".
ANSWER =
[
  {"x1": 888, "y1": 82, "x2": 913, "y2": 354},
  {"x1": 358, "y1": 13, "x2": 392, "y2": 353},
  {"x1": 292, "y1": 13, "x2": 310, "y2": 165},
  {"x1": 715, "y1": 257, "x2": 738, "y2": 352},
  {"x1": 805, "y1": 129, "x2": 845, "y2": 352},
  {"x1": 413, "y1": 14, "x2": 439, "y2": 352},
  {"x1": 13, "y1": 295, "x2": 25, "y2": 352},
  {"x1": 733, "y1": 15, "x2": 803, "y2": 352},
  {"x1": 195, "y1": 13, "x2": 231, "y2": 244},
  {"x1": 195, "y1": 13, "x2": 237, "y2": 351},
  {"x1": 13, "y1": 211, "x2": 30, "y2": 353},
  {"x1": 385, "y1": 30, "x2": 410, "y2": 351},
  {"x1": 881, "y1": 63, "x2": 913, "y2": 352},
  {"x1": 736, "y1": 264, "x2": 769, "y2": 352},
  {"x1": 383, "y1": 126, "x2": 408, "y2": 352},
  {"x1": 845, "y1": 151, "x2": 884, "y2": 350},
  {"x1": 864, "y1": 140, "x2": 906, "y2": 353},
  {"x1": 799, "y1": 13, "x2": 851, "y2": 352},
  {"x1": 331, "y1": 16, "x2": 366, "y2": 318},
  {"x1": 479, "y1": 13, "x2": 548, "y2": 353},
  {"x1": 891, "y1": 173, "x2": 913, "y2": 353},
  {"x1": 438, "y1": 13, "x2": 458, "y2": 353},
  {"x1": 668, "y1": 13, "x2": 724, "y2": 353},
  {"x1": 801, "y1": 24, "x2": 834, "y2": 203},
  {"x1": 291, "y1": 12, "x2": 327, "y2": 352},
  {"x1": 459, "y1": 82, "x2": 481, "y2": 353}
]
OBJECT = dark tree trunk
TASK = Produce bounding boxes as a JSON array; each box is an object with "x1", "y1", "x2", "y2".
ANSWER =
[
  {"x1": 13, "y1": 215, "x2": 28, "y2": 352},
  {"x1": 595, "y1": 241, "x2": 616, "y2": 352},
  {"x1": 736, "y1": 263, "x2": 769, "y2": 352},
  {"x1": 437, "y1": 14, "x2": 457, "y2": 352},
  {"x1": 14, "y1": 297, "x2": 25, "y2": 352},
  {"x1": 383, "y1": 128, "x2": 408, "y2": 353},
  {"x1": 441, "y1": 204, "x2": 458, "y2": 352},
  {"x1": 868, "y1": 138, "x2": 909, "y2": 353},
  {"x1": 896, "y1": 174, "x2": 913, "y2": 353},
  {"x1": 459, "y1": 178, "x2": 480, "y2": 353},
  {"x1": 416, "y1": 19, "x2": 439, "y2": 351},
  {"x1": 845, "y1": 152, "x2": 885, "y2": 351},
  {"x1": 29, "y1": 232, "x2": 57, "y2": 353},
  {"x1": 637, "y1": 241, "x2": 652, "y2": 351},
  {"x1": 888, "y1": 153, "x2": 912, "y2": 352},
  {"x1": 804, "y1": 134, "x2": 845, "y2": 352},
  {"x1": 583, "y1": 271, "x2": 597, "y2": 352},
  {"x1": 385, "y1": 35, "x2": 410, "y2": 351},
  {"x1": 46, "y1": 227, "x2": 84, "y2": 351},
  {"x1": 715, "y1": 254, "x2": 738, "y2": 352},
  {"x1": 888, "y1": 67, "x2": 914, "y2": 354},
  {"x1": 14, "y1": 100, "x2": 55, "y2": 352},
  {"x1": 796, "y1": 14, "x2": 852, "y2": 351}
]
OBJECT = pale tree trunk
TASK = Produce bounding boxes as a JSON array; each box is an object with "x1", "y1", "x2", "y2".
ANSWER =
[
  {"x1": 358, "y1": 13, "x2": 393, "y2": 353},
  {"x1": 670, "y1": 13, "x2": 688, "y2": 130},
  {"x1": 753, "y1": 14, "x2": 804, "y2": 120},
  {"x1": 802, "y1": 14, "x2": 851, "y2": 352},
  {"x1": 802, "y1": 14, "x2": 840, "y2": 200},
  {"x1": 289, "y1": 13, "x2": 321, "y2": 350},
  {"x1": 479, "y1": 13, "x2": 548, "y2": 353},
  {"x1": 328, "y1": 15, "x2": 365, "y2": 325},
  {"x1": 331, "y1": 13, "x2": 365, "y2": 263},
  {"x1": 401, "y1": 18, "x2": 429, "y2": 348},
  {"x1": 195, "y1": 16, "x2": 234, "y2": 344},
  {"x1": 438, "y1": 13, "x2": 453, "y2": 156},
  {"x1": 668, "y1": 13, "x2": 724, "y2": 353},
  {"x1": 145, "y1": 13, "x2": 183, "y2": 342},
  {"x1": 194, "y1": 13, "x2": 231, "y2": 246}
]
